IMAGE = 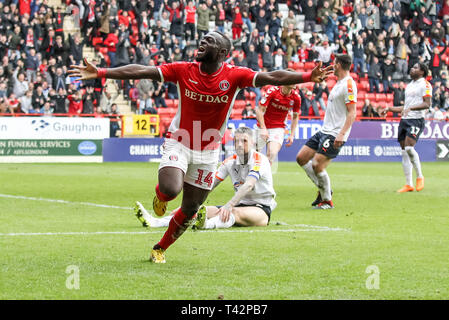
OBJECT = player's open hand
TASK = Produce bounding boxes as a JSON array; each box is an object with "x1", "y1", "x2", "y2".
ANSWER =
[
  {"x1": 68, "y1": 58, "x2": 99, "y2": 80},
  {"x1": 285, "y1": 135, "x2": 294, "y2": 147},
  {"x1": 334, "y1": 133, "x2": 344, "y2": 148},
  {"x1": 217, "y1": 204, "x2": 233, "y2": 223},
  {"x1": 311, "y1": 61, "x2": 333, "y2": 83}
]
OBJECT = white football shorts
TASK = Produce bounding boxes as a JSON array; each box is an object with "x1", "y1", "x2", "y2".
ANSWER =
[
  {"x1": 159, "y1": 138, "x2": 220, "y2": 190},
  {"x1": 256, "y1": 128, "x2": 285, "y2": 151}
]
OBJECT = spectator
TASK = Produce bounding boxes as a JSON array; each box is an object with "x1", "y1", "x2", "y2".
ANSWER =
[
  {"x1": 152, "y1": 81, "x2": 167, "y2": 108},
  {"x1": 242, "y1": 102, "x2": 256, "y2": 119},
  {"x1": 317, "y1": 1, "x2": 332, "y2": 30},
  {"x1": 232, "y1": 6, "x2": 244, "y2": 40},
  {"x1": 392, "y1": 81, "x2": 406, "y2": 117},
  {"x1": 184, "y1": 1, "x2": 196, "y2": 41},
  {"x1": 430, "y1": 105, "x2": 446, "y2": 121},
  {"x1": 312, "y1": 82, "x2": 329, "y2": 112},
  {"x1": 395, "y1": 38, "x2": 410, "y2": 79},
  {"x1": 362, "y1": 99, "x2": 380, "y2": 119},
  {"x1": 99, "y1": 81, "x2": 119, "y2": 113},
  {"x1": 352, "y1": 36, "x2": 366, "y2": 76},
  {"x1": 283, "y1": 10, "x2": 297, "y2": 29},
  {"x1": 302, "y1": 0, "x2": 317, "y2": 33},
  {"x1": 13, "y1": 67, "x2": 29, "y2": 98},
  {"x1": 51, "y1": 88, "x2": 67, "y2": 114},
  {"x1": 137, "y1": 78, "x2": 155, "y2": 114},
  {"x1": 368, "y1": 56, "x2": 382, "y2": 93},
  {"x1": 109, "y1": 103, "x2": 121, "y2": 137},
  {"x1": 261, "y1": 44, "x2": 274, "y2": 71},
  {"x1": 67, "y1": 91, "x2": 83, "y2": 115},
  {"x1": 19, "y1": 90, "x2": 33, "y2": 113},
  {"x1": 40, "y1": 100, "x2": 54, "y2": 116},
  {"x1": 6, "y1": 93, "x2": 20, "y2": 114},
  {"x1": 197, "y1": 2, "x2": 210, "y2": 40},
  {"x1": 381, "y1": 57, "x2": 395, "y2": 93},
  {"x1": 273, "y1": 48, "x2": 287, "y2": 71},
  {"x1": 82, "y1": 86, "x2": 97, "y2": 114},
  {"x1": 314, "y1": 41, "x2": 337, "y2": 67},
  {"x1": 268, "y1": 10, "x2": 282, "y2": 46},
  {"x1": 298, "y1": 89, "x2": 319, "y2": 117}
]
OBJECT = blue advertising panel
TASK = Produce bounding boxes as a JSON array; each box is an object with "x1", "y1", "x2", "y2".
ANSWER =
[
  {"x1": 228, "y1": 120, "x2": 449, "y2": 140},
  {"x1": 103, "y1": 138, "x2": 436, "y2": 162},
  {"x1": 277, "y1": 139, "x2": 436, "y2": 162},
  {"x1": 103, "y1": 138, "x2": 165, "y2": 162}
]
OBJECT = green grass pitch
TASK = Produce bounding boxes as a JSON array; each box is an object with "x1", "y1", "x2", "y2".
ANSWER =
[{"x1": 1, "y1": 162, "x2": 448, "y2": 300}]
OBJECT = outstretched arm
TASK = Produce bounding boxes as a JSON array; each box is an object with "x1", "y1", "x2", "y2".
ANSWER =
[
  {"x1": 68, "y1": 58, "x2": 162, "y2": 81},
  {"x1": 254, "y1": 62, "x2": 333, "y2": 87}
]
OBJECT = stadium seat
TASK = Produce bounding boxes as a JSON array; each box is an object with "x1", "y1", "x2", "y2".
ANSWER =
[
  {"x1": 365, "y1": 93, "x2": 376, "y2": 101},
  {"x1": 304, "y1": 62, "x2": 315, "y2": 70},
  {"x1": 356, "y1": 100, "x2": 364, "y2": 110},
  {"x1": 386, "y1": 93, "x2": 394, "y2": 104},
  {"x1": 376, "y1": 94, "x2": 387, "y2": 103},
  {"x1": 358, "y1": 91, "x2": 365, "y2": 101}
]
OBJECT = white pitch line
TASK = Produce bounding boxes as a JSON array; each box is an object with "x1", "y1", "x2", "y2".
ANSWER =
[
  {"x1": 0, "y1": 227, "x2": 348, "y2": 237},
  {"x1": 0, "y1": 193, "x2": 350, "y2": 234},
  {"x1": 0, "y1": 193, "x2": 132, "y2": 210}
]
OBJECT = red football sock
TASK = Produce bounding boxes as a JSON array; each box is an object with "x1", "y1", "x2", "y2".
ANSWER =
[
  {"x1": 157, "y1": 208, "x2": 193, "y2": 250},
  {"x1": 155, "y1": 184, "x2": 177, "y2": 202}
]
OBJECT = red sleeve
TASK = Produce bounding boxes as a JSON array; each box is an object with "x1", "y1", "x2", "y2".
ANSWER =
[
  {"x1": 233, "y1": 66, "x2": 258, "y2": 88},
  {"x1": 260, "y1": 86, "x2": 276, "y2": 107},
  {"x1": 293, "y1": 95, "x2": 301, "y2": 113},
  {"x1": 158, "y1": 62, "x2": 187, "y2": 83}
]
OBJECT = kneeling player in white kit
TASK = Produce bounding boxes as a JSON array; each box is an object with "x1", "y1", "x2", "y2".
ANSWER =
[{"x1": 134, "y1": 127, "x2": 276, "y2": 229}]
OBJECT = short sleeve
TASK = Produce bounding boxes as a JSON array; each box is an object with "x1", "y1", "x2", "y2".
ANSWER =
[
  {"x1": 248, "y1": 152, "x2": 263, "y2": 180},
  {"x1": 215, "y1": 155, "x2": 235, "y2": 181},
  {"x1": 422, "y1": 81, "x2": 432, "y2": 98},
  {"x1": 345, "y1": 78, "x2": 357, "y2": 105},
  {"x1": 157, "y1": 62, "x2": 187, "y2": 83},
  {"x1": 233, "y1": 66, "x2": 258, "y2": 88}
]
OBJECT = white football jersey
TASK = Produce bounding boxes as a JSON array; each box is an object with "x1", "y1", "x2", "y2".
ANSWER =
[
  {"x1": 321, "y1": 76, "x2": 357, "y2": 141},
  {"x1": 403, "y1": 78, "x2": 432, "y2": 120},
  {"x1": 215, "y1": 150, "x2": 277, "y2": 210}
]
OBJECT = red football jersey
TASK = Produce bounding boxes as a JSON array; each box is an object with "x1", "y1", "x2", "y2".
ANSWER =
[
  {"x1": 158, "y1": 61, "x2": 258, "y2": 150},
  {"x1": 259, "y1": 86, "x2": 301, "y2": 129}
]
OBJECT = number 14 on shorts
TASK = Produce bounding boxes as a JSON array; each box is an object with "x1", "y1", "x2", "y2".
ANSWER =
[{"x1": 194, "y1": 169, "x2": 214, "y2": 187}]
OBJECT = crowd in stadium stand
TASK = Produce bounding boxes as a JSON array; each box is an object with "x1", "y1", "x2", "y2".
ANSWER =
[{"x1": 0, "y1": 0, "x2": 448, "y2": 135}]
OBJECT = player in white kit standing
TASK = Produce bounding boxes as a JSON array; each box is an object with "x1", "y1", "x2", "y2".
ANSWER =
[
  {"x1": 296, "y1": 54, "x2": 357, "y2": 209},
  {"x1": 380, "y1": 63, "x2": 431, "y2": 193}
]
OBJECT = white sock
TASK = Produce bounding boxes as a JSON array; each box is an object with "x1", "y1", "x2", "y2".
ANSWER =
[
  {"x1": 401, "y1": 150, "x2": 413, "y2": 186},
  {"x1": 148, "y1": 215, "x2": 172, "y2": 228},
  {"x1": 203, "y1": 214, "x2": 236, "y2": 229},
  {"x1": 301, "y1": 160, "x2": 319, "y2": 187},
  {"x1": 405, "y1": 146, "x2": 423, "y2": 179},
  {"x1": 317, "y1": 171, "x2": 332, "y2": 201}
]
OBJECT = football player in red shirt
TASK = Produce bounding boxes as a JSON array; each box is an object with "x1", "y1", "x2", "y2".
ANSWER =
[
  {"x1": 255, "y1": 69, "x2": 301, "y2": 165},
  {"x1": 69, "y1": 31, "x2": 332, "y2": 263}
]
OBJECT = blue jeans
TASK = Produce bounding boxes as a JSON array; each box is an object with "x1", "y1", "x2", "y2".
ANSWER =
[
  {"x1": 242, "y1": 17, "x2": 252, "y2": 33},
  {"x1": 353, "y1": 57, "x2": 365, "y2": 74},
  {"x1": 369, "y1": 78, "x2": 379, "y2": 93}
]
